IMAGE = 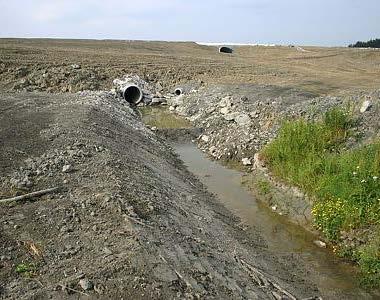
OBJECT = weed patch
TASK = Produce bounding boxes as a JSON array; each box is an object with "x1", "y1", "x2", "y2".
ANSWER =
[
  {"x1": 256, "y1": 179, "x2": 272, "y2": 196},
  {"x1": 262, "y1": 108, "x2": 380, "y2": 286},
  {"x1": 15, "y1": 263, "x2": 36, "y2": 277}
]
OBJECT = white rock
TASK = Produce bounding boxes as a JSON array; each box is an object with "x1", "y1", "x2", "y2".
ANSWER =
[
  {"x1": 79, "y1": 278, "x2": 93, "y2": 291},
  {"x1": 242, "y1": 157, "x2": 252, "y2": 166},
  {"x1": 62, "y1": 164, "x2": 72, "y2": 173},
  {"x1": 250, "y1": 111, "x2": 260, "y2": 118},
  {"x1": 235, "y1": 114, "x2": 251, "y2": 126},
  {"x1": 218, "y1": 96, "x2": 233, "y2": 108},
  {"x1": 151, "y1": 97, "x2": 164, "y2": 105},
  {"x1": 271, "y1": 205, "x2": 277, "y2": 211},
  {"x1": 209, "y1": 146, "x2": 217, "y2": 154},
  {"x1": 169, "y1": 106, "x2": 175, "y2": 111},
  {"x1": 201, "y1": 135, "x2": 210, "y2": 143},
  {"x1": 223, "y1": 112, "x2": 239, "y2": 121},
  {"x1": 220, "y1": 107, "x2": 230, "y2": 115},
  {"x1": 313, "y1": 240, "x2": 327, "y2": 248},
  {"x1": 360, "y1": 100, "x2": 372, "y2": 113}
]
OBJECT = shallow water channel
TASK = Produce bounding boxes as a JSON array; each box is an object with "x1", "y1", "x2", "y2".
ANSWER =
[{"x1": 141, "y1": 107, "x2": 378, "y2": 299}]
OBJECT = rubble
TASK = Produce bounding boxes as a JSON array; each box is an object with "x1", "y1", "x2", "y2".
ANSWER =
[
  {"x1": 242, "y1": 158, "x2": 252, "y2": 166},
  {"x1": 0, "y1": 91, "x2": 319, "y2": 300},
  {"x1": 167, "y1": 84, "x2": 380, "y2": 163},
  {"x1": 360, "y1": 99, "x2": 372, "y2": 113}
]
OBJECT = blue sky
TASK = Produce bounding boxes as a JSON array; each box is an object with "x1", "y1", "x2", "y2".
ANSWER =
[{"x1": 1, "y1": 0, "x2": 379, "y2": 46}]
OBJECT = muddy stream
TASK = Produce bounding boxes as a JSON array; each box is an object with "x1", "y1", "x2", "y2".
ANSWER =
[{"x1": 141, "y1": 107, "x2": 377, "y2": 299}]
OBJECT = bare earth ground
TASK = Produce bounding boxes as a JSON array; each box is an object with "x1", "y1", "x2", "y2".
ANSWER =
[
  {"x1": 0, "y1": 91, "x2": 320, "y2": 299},
  {"x1": 1, "y1": 38, "x2": 380, "y2": 95},
  {"x1": 1, "y1": 39, "x2": 380, "y2": 299}
]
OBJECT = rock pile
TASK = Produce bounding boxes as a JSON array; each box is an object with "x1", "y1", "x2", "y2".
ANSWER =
[
  {"x1": 167, "y1": 84, "x2": 380, "y2": 164},
  {"x1": 5, "y1": 143, "x2": 96, "y2": 193}
]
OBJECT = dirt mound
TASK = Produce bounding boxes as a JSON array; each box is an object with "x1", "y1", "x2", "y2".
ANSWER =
[{"x1": 0, "y1": 91, "x2": 320, "y2": 299}]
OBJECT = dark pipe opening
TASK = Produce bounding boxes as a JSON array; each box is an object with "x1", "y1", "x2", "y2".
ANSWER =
[
  {"x1": 123, "y1": 85, "x2": 142, "y2": 104},
  {"x1": 219, "y1": 46, "x2": 233, "y2": 54},
  {"x1": 175, "y1": 88, "x2": 182, "y2": 96}
]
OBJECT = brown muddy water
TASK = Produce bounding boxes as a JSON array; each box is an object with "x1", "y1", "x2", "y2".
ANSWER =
[{"x1": 141, "y1": 107, "x2": 379, "y2": 299}]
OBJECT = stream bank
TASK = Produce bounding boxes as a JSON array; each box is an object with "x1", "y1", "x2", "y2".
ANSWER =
[
  {"x1": 141, "y1": 105, "x2": 379, "y2": 299},
  {"x1": 1, "y1": 91, "x2": 323, "y2": 299}
]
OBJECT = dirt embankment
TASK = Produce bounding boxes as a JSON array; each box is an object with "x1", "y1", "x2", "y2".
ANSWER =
[
  {"x1": 0, "y1": 91, "x2": 323, "y2": 299},
  {"x1": 167, "y1": 84, "x2": 380, "y2": 226},
  {"x1": 1, "y1": 38, "x2": 380, "y2": 299}
]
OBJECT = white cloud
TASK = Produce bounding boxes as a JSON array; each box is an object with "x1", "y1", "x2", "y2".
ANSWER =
[{"x1": 32, "y1": 1, "x2": 70, "y2": 22}]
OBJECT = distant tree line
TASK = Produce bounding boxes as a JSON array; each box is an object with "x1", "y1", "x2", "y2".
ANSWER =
[{"x1": 349, "y1": 38, "x2": 380, "y2": 48}]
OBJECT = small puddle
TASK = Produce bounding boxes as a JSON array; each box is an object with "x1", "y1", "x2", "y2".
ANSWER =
[
  {"x1": 140, "y1": 106, "x2": 192, "y2": 129},
  {"x1": 140, "y1": 106, "x2": 378, "y2": 299}
]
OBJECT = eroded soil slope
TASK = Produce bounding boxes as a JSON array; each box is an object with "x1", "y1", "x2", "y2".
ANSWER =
[{"x1": 0, "y1": 92, "x2": 321, "y2": 299}]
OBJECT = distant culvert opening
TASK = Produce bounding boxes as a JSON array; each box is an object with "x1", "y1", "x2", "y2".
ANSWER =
[
  {"x1": 123, "y1": 85, "x2": 143, "y2": 104},
  {"x1": 219, "y1": 46, "x2": 233, "y2": 54},
  {"x1": 175, "y1": 88, "x2": 182, "y2": 96}
]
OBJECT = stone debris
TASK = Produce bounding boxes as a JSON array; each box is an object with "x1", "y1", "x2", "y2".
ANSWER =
[
  {"x1": 62, "y1": 164, "x2": 73, "y2": 173},
  {"x1": 7, "y1": 143, "x2": 93, "y2": 193},
  {"x1": 242, "y1": 158, "x2": 252, "y2": 166},
  {"x1": 71, "y1": 64, "x2": 81, "y2": 70},
  {"x1": 360, "y1": 100, "x2": 372, "y2": 113},
  {"x1": 79, "y1": 278, "x2": 94, "y2": 291},
  {"x1": 235, "y1": 114, "x2": 251, "y2": 126},
  {"x1": 201, "y1": 135, "x2": 210, "y2": 143},
  {"x1": 313, "y1": 240, "x2": 327, "y2": 248},
  {"x1": 209, "y1": 146, "x2": 217, "y2": 155},
  {"x1": 167, "y1": 85, "x2": 380, "y2": 164},
  {"x1": 223, "y1": 112, "x2": 238, "y2": 121},
  {"x1": 220, "y1": 107, "x2": 230, "y2": 115}
]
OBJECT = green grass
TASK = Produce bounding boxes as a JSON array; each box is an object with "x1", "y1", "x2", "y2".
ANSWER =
[
  {"x1": 15, "y1": 263, "x2": 36, "y2": 277},
  {"x1": 355, "y1": 227, "x2": 380, "y2": 287},
  {"x1": 261, "y1": 108, "x2": 380, "y2": 286},
  {"x1": 256, "y1": 179, "x2": 272, "y2": 196}
]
